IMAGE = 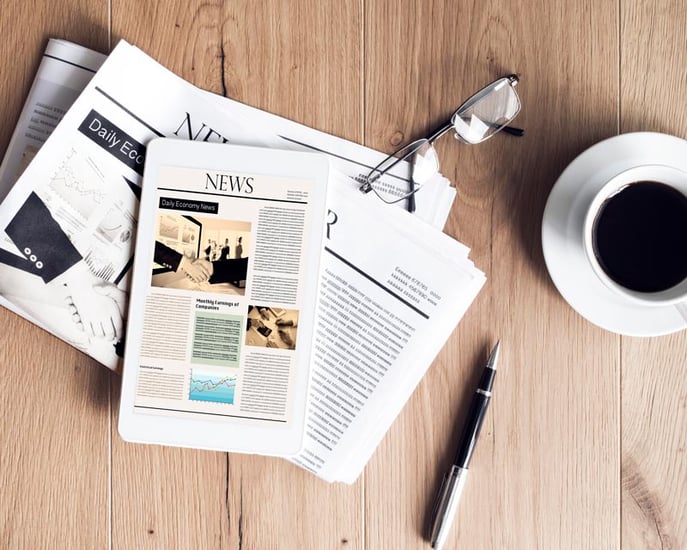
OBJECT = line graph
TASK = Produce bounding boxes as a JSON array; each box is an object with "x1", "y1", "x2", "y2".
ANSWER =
[
  {"x1": 48, "y1": 151, "x2": 107, "y2": 218},
  {"x1": 189, "y1": 370, "x2": 237, "y2": 404}
]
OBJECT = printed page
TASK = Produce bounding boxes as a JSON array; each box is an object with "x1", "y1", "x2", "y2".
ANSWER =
[{"x1": 292, "y1": 183, "x2": 485, "y2": 482}]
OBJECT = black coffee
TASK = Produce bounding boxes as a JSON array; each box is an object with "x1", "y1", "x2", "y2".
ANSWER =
[{"x1": 592, "y1": 181, "x2": 687, "y2": 293}]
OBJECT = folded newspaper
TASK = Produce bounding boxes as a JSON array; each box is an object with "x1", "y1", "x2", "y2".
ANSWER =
[{"x1": 0, "y1": 39, "x2": 486, "y2": 483}]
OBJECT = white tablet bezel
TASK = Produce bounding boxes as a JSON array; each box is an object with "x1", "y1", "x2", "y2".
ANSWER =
[{"x1": 118, "y1": 138, "x2": 329, "y2": 456}]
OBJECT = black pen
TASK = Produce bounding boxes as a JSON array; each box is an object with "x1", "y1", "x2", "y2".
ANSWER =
[{"x1": 428, "y1": 341, "x2": 500, "y2": 550}]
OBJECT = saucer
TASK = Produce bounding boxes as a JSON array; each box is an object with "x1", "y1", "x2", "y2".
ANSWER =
[{"x1": 541, "y1": 132, "x2": 687, "y2": 336}]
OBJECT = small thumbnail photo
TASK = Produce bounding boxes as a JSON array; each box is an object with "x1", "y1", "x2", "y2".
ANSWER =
[{"x1": 245, "y1": 305, "x2": 299, "y2": 350}]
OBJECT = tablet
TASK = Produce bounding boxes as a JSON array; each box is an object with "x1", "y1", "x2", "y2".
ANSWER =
[{"x1": 118, "y1": 139, "x2": 329, "y2": 456}]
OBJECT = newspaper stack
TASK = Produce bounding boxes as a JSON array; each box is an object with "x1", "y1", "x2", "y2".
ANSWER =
[{"x1": 0, "y1": 39, "x2": 485, "y2": 483}]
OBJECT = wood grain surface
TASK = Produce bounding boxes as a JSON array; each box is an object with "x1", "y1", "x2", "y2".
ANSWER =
[{"x1": 1, "y1": 1, "x2": 686, "y2": 548}]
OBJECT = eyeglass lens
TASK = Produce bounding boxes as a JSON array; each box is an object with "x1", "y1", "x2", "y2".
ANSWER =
[{"x1": 451, "y1": 77, "x2": 521, "y2": 144}]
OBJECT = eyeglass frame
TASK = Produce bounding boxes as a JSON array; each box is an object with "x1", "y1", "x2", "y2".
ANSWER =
[{"x1": 358, "y1": 73, "x2": 524, "y2": 211}]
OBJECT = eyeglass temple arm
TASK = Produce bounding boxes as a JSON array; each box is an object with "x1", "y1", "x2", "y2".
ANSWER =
[
  {"x1": 361, "y1": 134, "x2": 433, "y2": 189},
  {"x1": 501, "y1": 125, "x2": 524, "y2": 137}
]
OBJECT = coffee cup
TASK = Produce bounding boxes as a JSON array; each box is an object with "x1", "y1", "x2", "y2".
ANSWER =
[{"x1": 582, "y1": 164, "x2": 687, "y2": 309}]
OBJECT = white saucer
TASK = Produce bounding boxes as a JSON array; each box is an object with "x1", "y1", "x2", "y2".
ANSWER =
[{"x1": 542, "y1": 132, "x2": 687, "y2": 336}]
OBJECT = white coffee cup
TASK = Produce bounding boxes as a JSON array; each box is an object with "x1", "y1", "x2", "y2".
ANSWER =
[{"x1": 582, "y1": 164, "x2": 687, "y2": 309}]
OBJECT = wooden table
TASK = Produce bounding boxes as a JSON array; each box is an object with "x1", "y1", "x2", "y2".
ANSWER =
[{"x1": 2, "y1": 1, "x2": 686, "y2": 548}]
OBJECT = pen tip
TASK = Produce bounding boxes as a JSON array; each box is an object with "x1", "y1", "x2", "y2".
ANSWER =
[{"x1": 487, "y1": 341, "x2": 500, "y2": 370}]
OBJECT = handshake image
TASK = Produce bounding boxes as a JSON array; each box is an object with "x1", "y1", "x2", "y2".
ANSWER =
[
  {"x1": 153, "y1": 241, "x2": 248, "y2": 293},
  {"x1": 178, "y1": 255, "x2": 213, "y2": 283}
]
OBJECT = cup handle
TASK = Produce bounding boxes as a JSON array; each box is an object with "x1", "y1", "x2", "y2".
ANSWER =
[{"x1": 676, "y1": 301, "x2": 687, "y2": 323}]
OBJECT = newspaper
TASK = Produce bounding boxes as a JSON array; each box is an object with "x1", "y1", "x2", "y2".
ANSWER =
[
  {"x1": 293, "y1": 182, "x2": 484, "y2": 482},
  {"x1": 0, "y1": 40, "x2": 485, "y2": 482}
]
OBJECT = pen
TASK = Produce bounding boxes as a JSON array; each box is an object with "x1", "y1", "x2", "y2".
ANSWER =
[{"x1": 428, "y1": 341, "x2": 500, "y2": 550}]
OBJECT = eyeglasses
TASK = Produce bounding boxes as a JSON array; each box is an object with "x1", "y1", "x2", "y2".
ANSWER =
[{"x1": 358, "y1": 74, "x2": 523, "y2": 208}]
